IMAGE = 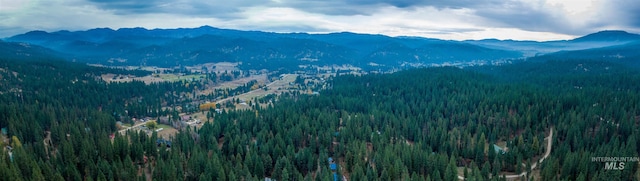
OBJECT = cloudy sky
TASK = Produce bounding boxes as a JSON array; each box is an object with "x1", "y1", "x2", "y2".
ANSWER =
[{"x1": 1, "y1": 0, "x2": 638, "y2": 40}]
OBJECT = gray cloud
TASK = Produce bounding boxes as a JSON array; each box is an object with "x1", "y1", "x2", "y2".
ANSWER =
[
  {"x1": 85, "y1": 0, "x2": 505, "y2": 16},
  {"x1": 87, "y1": 0, "x2": 171, "y2": 13},
  {"x1": 311, "y1": 0, "x2": 503, "y2": 9},
  {"x1": 0, "y1": 26, "x2": 28, "y2": 39},
  {"x1": 606, "y1": 0, "x2": 640, "y2": 28},
  {"x1": 473, "y1": 1, "x2": 569, "y2": 33},
  {"x1": 275, "y1": 1, "x2": 378, "y2": 15},
  {"x1": 87, "y1": 0, "x2": 270, "y2": 17},
  {"x1": 80, "y1": 0, "x2": 640, "y2": 36},
  {"x1": 275, "y1": 0, "x2": 504, "y2": 15},
  {"x1": 556, "y1": 0, "x2": 640, "y2": 35},
  {"x1": 1, "y1": 0, "x2": 639, "y2": 40},
  {"x1": 286, "y1": 0, "x2": 639, "y2": 36}
]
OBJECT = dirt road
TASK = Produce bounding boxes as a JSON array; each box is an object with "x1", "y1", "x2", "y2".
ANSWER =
[
  {"x1": 118, "y1": 122, "x2": 147, "y2": 134},
  {"x1": 458, "y1": 127, "x2": 554, "y2": 180}
]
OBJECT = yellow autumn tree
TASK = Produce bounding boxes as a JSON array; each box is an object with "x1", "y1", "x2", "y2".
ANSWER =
[{"x1": 11, "y1": 136, "x2": 22, "y2": 148}]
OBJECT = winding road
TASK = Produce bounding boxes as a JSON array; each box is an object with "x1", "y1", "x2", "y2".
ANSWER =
[{"x1": 458, "y1": 127, "x2": 554, "y2": 180}]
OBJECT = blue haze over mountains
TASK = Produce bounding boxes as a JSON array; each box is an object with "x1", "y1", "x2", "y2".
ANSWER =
[{"x1": 2, "y1": 26, "x2": 640, "y2": 70}]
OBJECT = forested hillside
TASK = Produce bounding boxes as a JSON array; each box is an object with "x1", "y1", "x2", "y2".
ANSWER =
[
  {"x1": 528, "y1": 42, "x2": 640, "y2": 67},
  {"x1": 5, "y1": 26, "x2": 524, "y2": 70},
  {"x1": 1, "y1": 56, "x2": 638, "y2": 180}
]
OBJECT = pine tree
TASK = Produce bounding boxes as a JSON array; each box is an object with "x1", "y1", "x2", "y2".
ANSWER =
[
  {"x1": 217, "y1": 165, "x2": 226, "y2": 180},
  {"x1": 96, "y1": 172, "x2": 107, "y2": 181},
  {"x1": 444, "y1": 157, "x2": 458, "y2": 181},
  {"x1": 282, "y1": 168, "x2": 290, "y2": 181},
  {"x1": 532, "y1": 136, "x2": 540, "y2": 155},
  {"x1": 30, "y1": 164, "x2": 45, "y2": 181},
  {"x1": 481, "y1": 161, "x2": 491, "y2": 180}
]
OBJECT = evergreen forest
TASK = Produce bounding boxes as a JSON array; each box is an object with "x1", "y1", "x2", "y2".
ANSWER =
[{"x1": 1, "y1": 56, "x2": 639, "y2": 181}]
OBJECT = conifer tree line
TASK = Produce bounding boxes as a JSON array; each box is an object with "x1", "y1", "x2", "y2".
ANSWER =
[{"x1": 0, "y1": 57, "x2": 638, "y2": 180}]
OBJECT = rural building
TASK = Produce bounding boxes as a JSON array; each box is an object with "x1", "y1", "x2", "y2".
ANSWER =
[
  {"x1": 158, "y1": 117, "x2": 170, "y2": 124},
  {"x1": 6, "y1": 146, "x2": 13, "y2": 162},
  {"x1": 493, "y1": 144, "x2": 506, "y2": 154},
  {"x1": 328, "y1": 157, "x2": 339, "y2": 181},
  {"x1": 328, "y1": 157, "x2": 337, "y2": 171},
  {"x1": 181, "y1": 115, "x2": 191, "y2": 121},
  {"x1": 157, "y1": 139, "x2": 172, "y2": 148}
]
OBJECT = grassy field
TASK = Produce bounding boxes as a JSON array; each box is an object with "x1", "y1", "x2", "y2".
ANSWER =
[
  {"x1": 234, "y1": 74, "x2": 297, "y2": 101},
  {"x1": 158, "y1": 127, "x2": 178, "y2": 140},
  {"x1": 157, "y1": 124, "x2": 172, "y2": 129}
]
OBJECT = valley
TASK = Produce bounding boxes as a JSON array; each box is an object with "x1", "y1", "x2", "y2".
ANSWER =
[{"x1": 0, "y1": 27, "x2": 639, "y2": 181}]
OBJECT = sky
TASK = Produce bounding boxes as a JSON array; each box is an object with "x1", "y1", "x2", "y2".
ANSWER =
[{"x1": 0, "y1": 0, "x2": 639, "y2": 41}]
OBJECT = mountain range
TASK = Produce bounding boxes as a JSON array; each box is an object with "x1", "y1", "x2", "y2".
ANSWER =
[{"x1": 2, "y1": 26, "x2": 639, "y2": 70}]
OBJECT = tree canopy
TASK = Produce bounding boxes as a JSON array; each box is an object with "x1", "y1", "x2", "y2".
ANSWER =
[{"x1": 0, "y1": 57, "x2": 638, "y2": 181}]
